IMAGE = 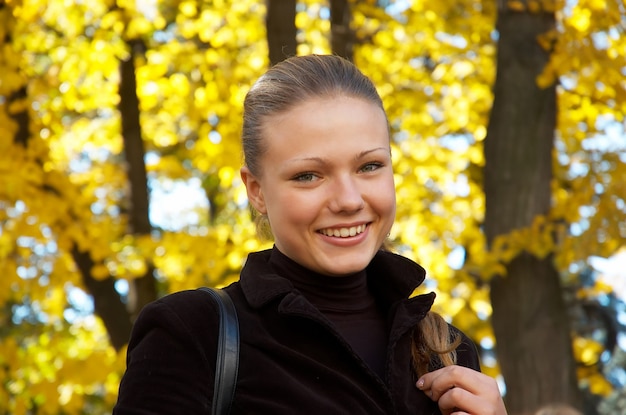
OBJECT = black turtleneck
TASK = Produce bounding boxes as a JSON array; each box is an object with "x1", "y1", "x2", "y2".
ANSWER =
[{"x1": 269, "y1": 248, "x2": 389, "y2": 379}]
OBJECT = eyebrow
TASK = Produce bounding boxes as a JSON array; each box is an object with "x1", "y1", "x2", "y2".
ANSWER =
[
  {"x1": 287, "y1": 147, "x2": 390, "y2": 165},
  {"x1": 354, "y1": 147, "x2": 390, "y2": 160}
]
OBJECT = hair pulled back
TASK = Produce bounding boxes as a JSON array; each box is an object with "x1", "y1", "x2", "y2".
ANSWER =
[
  {"x1": 412, "y1": 311, "x2": 462, "y2": 377},
  {"x1": 242, "y1": 54, "x2": 384, "y2": 176}
]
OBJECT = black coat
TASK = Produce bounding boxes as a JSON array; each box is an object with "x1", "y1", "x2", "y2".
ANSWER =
[{"x1": 113, "y1": 249, "x2": 480, "y2": 414}]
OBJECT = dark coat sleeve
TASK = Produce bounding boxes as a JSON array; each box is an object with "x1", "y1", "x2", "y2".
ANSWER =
[{"x1": 113, "y1": 290, "x2": 219, "y2": 415}]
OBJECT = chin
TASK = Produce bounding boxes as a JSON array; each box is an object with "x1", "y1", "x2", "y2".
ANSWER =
[
  {"x1": 323, "y1": 259, "x2": 371, "y2": 277},
  {"x1": 329, "y1": 246, "x2": 381, "y2": 272}
]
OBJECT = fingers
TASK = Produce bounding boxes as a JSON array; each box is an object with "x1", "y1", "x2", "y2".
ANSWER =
[
  {"x1": 436, "y1": 387, "x2": 482, "y2": 415},
  {"x1": 416, "y1": 383, "x2": 479, "y2": 415},
  {"x1": 416, "y1": 366, "x2": 507, "y2": 415},
  {"x1": 417, "y1": 365, "x2": 495, "y2": 400}
]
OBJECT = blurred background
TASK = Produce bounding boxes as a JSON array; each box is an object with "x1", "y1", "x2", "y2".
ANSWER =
[{"x1": 1, "y1": 0, "x2": 625, "y2": 413}]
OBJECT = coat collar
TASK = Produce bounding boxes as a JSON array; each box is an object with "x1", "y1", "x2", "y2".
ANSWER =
[{"x1": 239, "y1": 248, "x2": 430, "y2": 310}]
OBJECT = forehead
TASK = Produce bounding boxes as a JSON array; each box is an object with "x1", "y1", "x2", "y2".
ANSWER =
[
  {"x1": 263, "y1": 94, "x2": 387, "y2": 130},
  {"x1": 258, "y1": 96, "x2": 389, "y2": 163}
]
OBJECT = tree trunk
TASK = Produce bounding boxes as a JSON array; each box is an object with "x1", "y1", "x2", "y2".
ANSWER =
[
  {"x1": 330, "y1": 0, "x2": 353, "y2": 61},
  {"x1": 266, "y1": 0, "x2": 296, "y2": 66},
  {"x1": 0, "y1": 2, "x2": 27, "y2": 150},
  {"x1": 73, "y1": 39, "x2": 158, "y2": 349},
  {"x1": 72, "y1": 246, "x2": 133, "y2": 350},
  {"x1": 8, "y1": 86, "x2": 29, "y2": 146},
  {"x1": 118, "y1": 39, "x2": 157, "y2": 320},
  {"x1": 484, "y1": 3, "x2": 581, "y2": 413}
]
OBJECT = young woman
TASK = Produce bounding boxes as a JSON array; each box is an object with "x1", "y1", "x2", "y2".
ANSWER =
[{"x1": 114, "y1": 55, "x2": 507, "y2": 415}]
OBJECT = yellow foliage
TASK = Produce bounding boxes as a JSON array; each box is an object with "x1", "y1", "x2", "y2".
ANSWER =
[
  {"x1": 570, "y1": 6, "x2": 592, "y2": 32},
  {"x1": 577, "y1": 365, "x2": 614, "y2": 397},
  {"x1": 1, "y1": 316, "x2": 125, "y2": 414},
  {"x1": 536, "y1": 61, "x2": 557, "y2": 89},
  {"x1": 507, "y1": 1, "x2": 527, "y2": 11},
  {"x1": 587, "y1": 372, "x2": 613, "y2": 396},
  {"x1": 91, "y1": 264, "x2": 111, "y2": 280},
  {"x1": 573, "y1": 336, "x2": 604, "y2": 366},
  {"x1": 179, "y1": 1, "x2": 198, "y2": 18},
  {"x1": 470, "y1": 297, "x2": 493, "y2": 317}
]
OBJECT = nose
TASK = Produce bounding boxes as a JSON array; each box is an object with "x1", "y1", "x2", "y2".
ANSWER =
[{"x1": 328, "y1": 175, "x2": 365, "y2": 213}]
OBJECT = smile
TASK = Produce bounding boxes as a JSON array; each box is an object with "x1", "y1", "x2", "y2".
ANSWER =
[{"x1": 319, "y1": 224, "x2": 367, "y2": 238}]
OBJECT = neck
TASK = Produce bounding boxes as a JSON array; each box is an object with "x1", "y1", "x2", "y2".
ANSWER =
[{"x1": 268, "y1": 247, "x2": 371, "y2": 311}]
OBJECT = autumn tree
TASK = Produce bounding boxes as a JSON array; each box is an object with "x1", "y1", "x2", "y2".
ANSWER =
[
  {"x1": 483, "y1": 0, "x2": 626, "y2": 411},
  {"x1": 483, "y1": 1, "x2": 579, "y2": 411}
]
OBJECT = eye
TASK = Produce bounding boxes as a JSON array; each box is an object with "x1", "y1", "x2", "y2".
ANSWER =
[
  {"x1": 359, "y1": 162, "x2": 384, "y2": 173},
  {"x1": 291, "y1": 172, "x2": 318, "y2": 182}
]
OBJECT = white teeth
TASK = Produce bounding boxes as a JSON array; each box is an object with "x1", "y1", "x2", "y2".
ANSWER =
[{"x1": 320, "y1": 224, "x2": 366, "y2": 238}]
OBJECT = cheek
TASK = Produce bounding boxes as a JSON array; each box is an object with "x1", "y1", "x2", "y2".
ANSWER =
[
  {"x1": 373, "y1": 177, "x2": 397, "y2": 215},
  {"x1": 268, "y1": 191, "x2": 319, "y2": 225}
]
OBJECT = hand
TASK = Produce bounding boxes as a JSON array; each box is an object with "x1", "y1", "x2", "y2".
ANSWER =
[{"x1": 416, "y1": 365, "x2": 507, "y2": 415}]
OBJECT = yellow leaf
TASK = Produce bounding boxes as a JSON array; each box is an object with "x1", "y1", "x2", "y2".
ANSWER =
[
  {"x1": 536, "y1": 62, "x2": 556, "y2": 89},
  {"x1": 588, "y1": 372, "x2": 613, "y2": 396},
  {"x1": 127, "y1": 16, "x2": 153, "y2": 38},
  {"x1": 507, "y1": 0, "x2": 526, "y2": 11},
  {"x1": 91, "y1": 264, "x2": 110, "y2": 280},
  {"x1": 570, "y1": 7, "x2": 591, "y2": 32},
  {"x1": 179, "y1": 1, "x2": 198, "y2": 17},
  {"x1": 170, "y1": 73, "x2": 190, "y2": 96},
  {"x1": 573, "y1": 336, "x2": 603, "y2": 366},
  {"x1": 470, "y1": 298, "x2": 493, "y2": 318}
]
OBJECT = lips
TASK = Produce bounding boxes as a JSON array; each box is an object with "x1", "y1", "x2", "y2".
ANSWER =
[{"x1": 319, "y1": 224, "x2": 367, "y2": 238}]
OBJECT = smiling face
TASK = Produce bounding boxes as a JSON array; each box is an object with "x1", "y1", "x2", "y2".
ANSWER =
[{"x1": 241, "y1": 95, "x2": 396, "y2": 276}]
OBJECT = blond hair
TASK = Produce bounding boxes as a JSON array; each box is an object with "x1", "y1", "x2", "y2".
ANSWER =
[{"x1": 411, "y1": 311, "x2": 462, "y2": 377}]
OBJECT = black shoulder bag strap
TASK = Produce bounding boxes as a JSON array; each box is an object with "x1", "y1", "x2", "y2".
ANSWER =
[{"x1": 198, "y1": 287, "x2": 240, "y2": 415}]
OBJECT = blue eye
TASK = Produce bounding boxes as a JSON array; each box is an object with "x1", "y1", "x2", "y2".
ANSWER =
[
  {"x1": 360, "y1": 162, "x2": 383, "y2": 173},
  {"x1": 292, "y1": 172, "x2": 317, "y2": 182}
]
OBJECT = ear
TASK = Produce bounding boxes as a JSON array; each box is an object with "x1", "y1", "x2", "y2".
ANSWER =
[{"x1": 240, "y1": 166, "x2": 267, "y2": 214}]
